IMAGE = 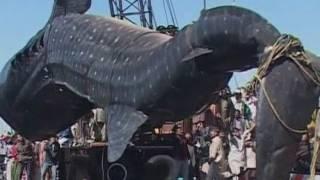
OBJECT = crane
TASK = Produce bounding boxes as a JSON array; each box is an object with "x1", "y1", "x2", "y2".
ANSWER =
[{"x1": 108, "y1": 0, "x2": 155, "y2": 29}]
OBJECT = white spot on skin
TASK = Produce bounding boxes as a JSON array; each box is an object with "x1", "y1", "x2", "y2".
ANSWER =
[
  {"x1": 100, "y1": 39, "x2": 104, "y2": 44},
  {"x1": 117, "y1": 121, "x2": 121, "y2": 126},
  {"x1": 54, "y1": 29, "x2": 58, "y2": 33},
  {"x1": 144, "y1": 42, "x2": 150, "y2": 47},
  {"x1": 224, "y1": 30, "x2": 228, "y2": 35},
  {"x1": 223, "y1": 17, "x2": 227, "y2": 21},
  {"x1": 149, "y1": 84, "x2": 153, "y2": 89},
  {"x1": 137, "y1": 56, "x2": 142, "y2": 62},
  {"x1": 63, "y1": 20, "x2": 67, "y2": 24},
  {"x1": 70, "y1": 35, "x2": 73, "y2": 39},
  {"x1": 114, "y1": 37, "x2": 120, "y2": 43},
  {"x1": 166, "y1": 65, "x2": 169, "y2": 71},
  {"x1": 85, "y1": 19, "x2": 89, "y2": 22},
  {"x1": 255, "y1": 29, "x2": 260, "y2": 33},
  {"x1": 107, "y1": 27, "x2": 112, "y2": 32},
  {"x1": 52, "y1": 38, "x2": 55, "y2": 42},
  {"x1": 147, "y1": 69, "x2": 151, "y2": 74},
  {"x1": 177, "y1": 47, "x2": 181, "y2": 53},
  {"x1": 77, "y1": 38, "x2": 81, "y2": 42},
  {"x1": 93, "y1": 28, "x2": 97, "y2": 33},
  {"x1": 133, "y1": 75, "x2": 137, "y2": 81},
  {"x1": 94, "y1": 71, "x2": 97, "y2": 75},
  {"x1": 89, "y1": 36, "x2": 93, "y2": 40},
  {"x1": 80, "y1": 51, "x2": 84, "y2": 56},
  {"x1": 124, "y1": 57, "x2": 129, "y2": 63},
  {"x1": 89, "y1": 54, "x2": 93, "y2": 58},
  {"x1": 71, "y1": 51, "x2": 75, "y2": 56},
  {"x1": 100, "y1": 57, "x2": 105, "y2": 62},
  {"x1": 118, "y1": 76, "x2": 121, "y2": 81},
  {"x1": 72, "y1": 26, "x2": 76, "y2": 31}
]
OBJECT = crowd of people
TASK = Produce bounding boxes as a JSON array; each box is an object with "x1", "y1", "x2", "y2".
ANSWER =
[
  {"x1": 0, "y1": 86, "x2": 318, "y2": 180},
  {"x1": 0, "y1": 133, "x2": 60, "y2": 180},
  {"x1": 171, "y1": 87, "x2": 258, "y2": 180}
]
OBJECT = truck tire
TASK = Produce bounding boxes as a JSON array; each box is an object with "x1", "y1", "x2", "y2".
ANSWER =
[
  {"x1": 143, "y1": 155, "x2": 176, "y2": 180},
  {"x1": 68, "y1": 155, "x2": 91, "y2": 180}
]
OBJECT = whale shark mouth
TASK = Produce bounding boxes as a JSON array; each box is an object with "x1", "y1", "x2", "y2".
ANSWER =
[{"x1": 12, "y1": 83, "x2": 94, "y2": 140}]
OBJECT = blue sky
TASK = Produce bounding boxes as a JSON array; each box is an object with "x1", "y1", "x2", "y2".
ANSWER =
[{"x1": 0, "y1": 0, "x2": 319, "y2": 133}]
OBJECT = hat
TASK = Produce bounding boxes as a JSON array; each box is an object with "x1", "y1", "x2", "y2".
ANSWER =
[{"x1": 234, "y1": 89, "x2": 241, "y2": 94}]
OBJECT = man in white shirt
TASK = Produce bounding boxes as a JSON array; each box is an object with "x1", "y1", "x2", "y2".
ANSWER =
[{"x1": 205, "y1": 127, "x2": 228, "y2": 180}]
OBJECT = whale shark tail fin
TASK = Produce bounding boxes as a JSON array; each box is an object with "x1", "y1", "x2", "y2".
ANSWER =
[{"x1": 106, "y1": 105, "x2": 148, "y2": 162}]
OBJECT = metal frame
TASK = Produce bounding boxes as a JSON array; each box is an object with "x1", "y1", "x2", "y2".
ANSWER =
[{"x1": 108, "y1": 0, "x2": 155, "y2": 29}]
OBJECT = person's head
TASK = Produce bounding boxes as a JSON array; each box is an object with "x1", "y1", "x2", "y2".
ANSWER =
[
  {"x1": 196, "y1": 121, "x2": 204, "y2": 129},
  {"x1": 172, "y1": 125, "x2": 182, "y2": 135},
  {"x1": 232, "y1": 128, "x2": 241, "y2": 137},
  {"x1": 185, "y1": 133, "x2": 192, "y2": 144},
  {"x1": 307, "y1": 122, "x2": 315, "y2": 138},
  {"x1": 235, "y1": 110, "x2": 241, "y2": 118},
  {"x1": 301, "y1": 134, "x2": 309, "y2": 142},
  {"x1": 49, "y1": 136, "x2": 57, "y2": 143},
  {"x1": 235, "y1": 93, "x2": 242, "y2": 101},
  {"x1": 209, "y1": 127, "x2": 220, "y2": 138},
  {"x1": 219, "y1": 131, "x2": 226, "y2": 138},
  {"x1": 16, "y1": 134, "x2": 25, "y2": 144}
]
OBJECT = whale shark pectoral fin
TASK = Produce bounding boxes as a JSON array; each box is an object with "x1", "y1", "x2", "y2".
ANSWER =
[
  {"x1": 181, "y1": 48, "x2": 213, "y2": 62},
  {"x1": 106, "y1": 105, "x2": 147, "y2": 162}
]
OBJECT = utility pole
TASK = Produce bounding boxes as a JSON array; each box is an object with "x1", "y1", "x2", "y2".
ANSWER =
[{"x1": 108, "y1": 0, "x2": 155, "y2": 29}]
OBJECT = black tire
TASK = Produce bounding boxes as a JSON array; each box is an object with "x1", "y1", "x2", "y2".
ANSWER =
[{"x1": 143, "y1": 155, "x2": 176, "y2": 180}]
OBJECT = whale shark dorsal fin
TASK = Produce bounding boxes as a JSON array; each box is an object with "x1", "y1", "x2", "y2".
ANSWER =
[
  {"x1": 65, "y1": 0, "x2": 91, "y2": 14},
  {"x1": 106, "y1": 105, "x2": 147, "y2": 162},
  {"x1": 49, "y1": 0, "x2": 91, "y2": 21},
  {"x1": 182, "y1": 48, "x2": 213, "y2": 62}
]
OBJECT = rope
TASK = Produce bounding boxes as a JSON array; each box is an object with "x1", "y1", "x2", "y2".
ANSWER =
[
  {"x1": 246, "y1": 34, "x2": 320, "y2": 93},
  {"x1": 245, "y1": 34, "x2": 320, "y2": 133}
]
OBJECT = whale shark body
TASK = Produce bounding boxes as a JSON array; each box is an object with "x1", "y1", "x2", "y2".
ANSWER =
[{"x1": 0, "y1": 1, "x2": 280, "y2": 162}]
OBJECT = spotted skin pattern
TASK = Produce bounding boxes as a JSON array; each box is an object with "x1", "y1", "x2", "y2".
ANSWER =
[{"x1": 0, "y1": 4, "x2": 280, "y2": 163}]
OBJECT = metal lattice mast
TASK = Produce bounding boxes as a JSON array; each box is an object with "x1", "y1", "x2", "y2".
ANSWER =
[{"x1": 108, "y1": 0, "x2": 155, "y2": 29}]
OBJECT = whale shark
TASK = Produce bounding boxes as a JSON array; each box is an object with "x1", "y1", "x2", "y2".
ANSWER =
[{"x1": 0, "y1": 0, "x2": 280, "y2": 162}]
